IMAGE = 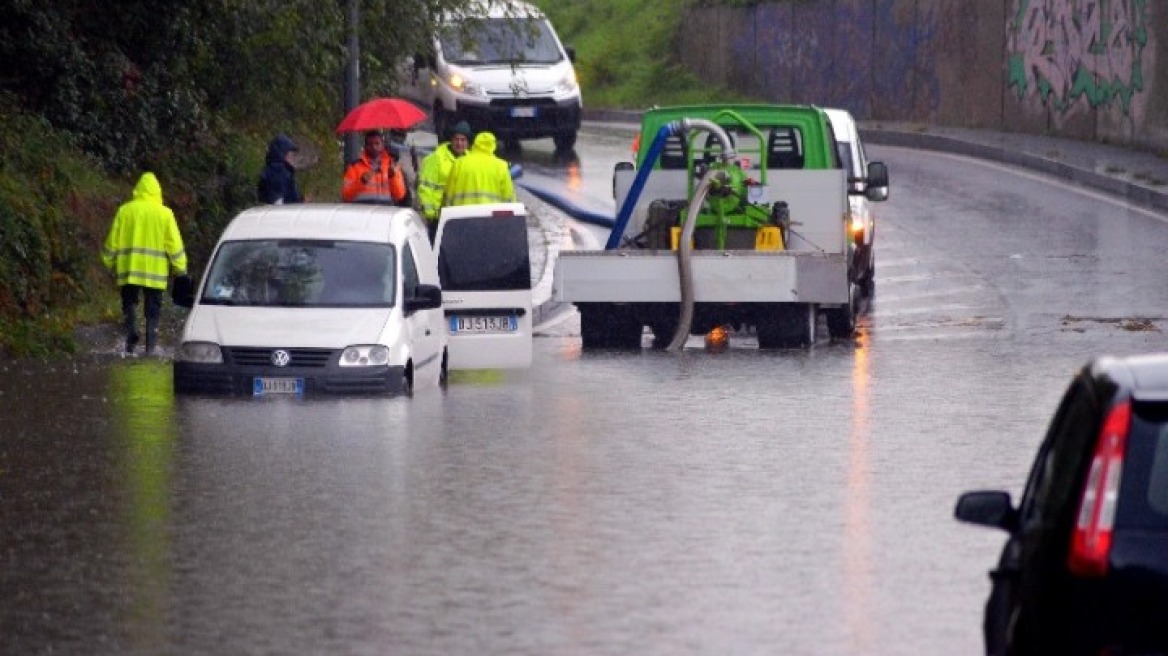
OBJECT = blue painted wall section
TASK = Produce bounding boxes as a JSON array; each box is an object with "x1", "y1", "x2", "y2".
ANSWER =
[{"x1": 677, "y1": 0, "x2": 1164, "y2": 151}]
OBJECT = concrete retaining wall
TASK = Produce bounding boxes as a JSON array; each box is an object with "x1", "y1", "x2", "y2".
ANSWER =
[{"x1": 677, "y1": 0, "x2": 1167, "y2": 153}]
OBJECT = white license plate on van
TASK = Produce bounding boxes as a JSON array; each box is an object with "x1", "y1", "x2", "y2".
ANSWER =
[
  {"x1": 510, "y1": 106, "x2": 537, "y2": 118},
  {"x1": 451, "y1": 316, "x2": 518, "y2": 333},
  {"x1": 253, "y1": 377, "x2": 305, "y2": 395}
]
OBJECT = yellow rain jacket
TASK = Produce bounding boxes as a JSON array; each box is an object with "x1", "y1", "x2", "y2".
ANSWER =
[
  {"x1": 102, "y1": 172, "x2": 187, "y2": 289},
  {"x1": 417, "y1": 141, "x2": 459, "y2": 221},
  {"x1": 442, "y1": 132, "x2": 516, "y2": 207}
]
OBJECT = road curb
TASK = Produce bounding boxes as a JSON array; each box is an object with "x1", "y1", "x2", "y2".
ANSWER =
[{"x1": 860, "y1": 128, "x2": 1168, "y2": 213}]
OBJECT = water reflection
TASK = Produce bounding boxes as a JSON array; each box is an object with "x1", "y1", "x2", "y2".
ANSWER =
[
  {"x1": 844, "y1": 330, "x2": 873, "y2": 652},
  {"x1": 107, "y1": 359, "x2": 179, "y2": 652}
]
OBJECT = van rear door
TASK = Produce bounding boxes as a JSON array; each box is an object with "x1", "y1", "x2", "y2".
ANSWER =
[{"x1": 435, "y1": 203, "x2": 533, "y2": 369}]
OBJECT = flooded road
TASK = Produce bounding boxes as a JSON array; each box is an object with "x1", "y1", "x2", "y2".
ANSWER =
[{"x1": 4, "y1": 126, "x2": 1168, "y2": 655}]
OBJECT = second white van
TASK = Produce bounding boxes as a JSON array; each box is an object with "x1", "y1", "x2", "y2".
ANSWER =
[
  {"x1": 401, "y1": 0, "x2": 582, "y2": 151},
  {"x1": 435, "y1": 202, "x2": 533, "y2": 369}
]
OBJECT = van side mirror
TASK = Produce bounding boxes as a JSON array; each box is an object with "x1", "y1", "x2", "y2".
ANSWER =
[
  {"x1": 866, "y1": 161, "x2": 889, "y2": 201},
  {"x1": 171, "y1": 274, "x2": 195, "y2": 309},
  {"x1": 405, "y1": 283, "x2": 442, "y2": 314},
  {"x1": 565, "y1": 45, "x2": 576, "y2": 63}
]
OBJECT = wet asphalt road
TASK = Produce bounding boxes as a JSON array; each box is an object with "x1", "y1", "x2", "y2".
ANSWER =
[{"x1": 3, "y1": 124, "x2": 1168, "y2": 655}]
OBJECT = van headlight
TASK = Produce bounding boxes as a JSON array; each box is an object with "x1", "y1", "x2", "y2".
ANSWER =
[
  {"x1": 555, "y1": 70, "x2": 578, "y2": 95},
  {"x1": 177, "y1": 341, "x2": 223, "y2": 364},
  {"x1": 450, "y1": 73, "x2": 486, "y2": 97},
  {"x1": 340, "y1": 345, "x2": 391, "y2": 367}
]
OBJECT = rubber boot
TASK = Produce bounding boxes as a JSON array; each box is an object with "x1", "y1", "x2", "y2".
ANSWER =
[
  {"x1": 124, "y1": 311, "x2": 140, "y2": 354},
  {"x1": 145, "y1": 317, "x2": 159, "y2": 356}
]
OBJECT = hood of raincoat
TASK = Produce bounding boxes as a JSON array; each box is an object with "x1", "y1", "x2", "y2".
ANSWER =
[
  {"x1": 132, "y1": 172, "x2": 164, "y2": 204},
  {"x1": 470, "y1": 131, "x2": 497, "y2": 155},
  {"x1": 265, "y1": 134, "x2": 299, "y2": 164}
]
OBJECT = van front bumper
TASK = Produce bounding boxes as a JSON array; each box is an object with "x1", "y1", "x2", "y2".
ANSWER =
[
  {"x1": 173, "y1": 360, "x2": 408, "y2": 396},
  {"x1": 458, "y1": 98, "x2": 581, "y2": 139}
]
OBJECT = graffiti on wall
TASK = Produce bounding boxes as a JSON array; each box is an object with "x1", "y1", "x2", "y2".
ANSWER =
[{"x1": 1007, "y1": 0, "x2": 1149, "y2": 114}]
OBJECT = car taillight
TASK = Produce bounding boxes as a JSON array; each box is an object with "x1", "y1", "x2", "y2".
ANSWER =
[{"x1": 1067, "y1": 399, "x2": 1131, "y2": 577}]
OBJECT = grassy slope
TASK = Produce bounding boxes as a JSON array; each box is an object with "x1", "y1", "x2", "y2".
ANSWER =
[{"x1": 536, "y1": 0, "x2": 756, "y2": 108}]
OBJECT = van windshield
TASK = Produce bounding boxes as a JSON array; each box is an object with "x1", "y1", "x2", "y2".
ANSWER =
[
  {"x1": 439, "y1": 18, "x2": 563, "y2": 65},
  {"x1": 438, "y1": 215, "x2": 532, "y2": 291},
  {"x1": 201, "y1": 239, "x2": 397, "y2": 307}
]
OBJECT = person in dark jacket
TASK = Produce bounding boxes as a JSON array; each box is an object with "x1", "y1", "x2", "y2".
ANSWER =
[{"x1": 257, "y1": 134, "x2": 303, "y2": 204}]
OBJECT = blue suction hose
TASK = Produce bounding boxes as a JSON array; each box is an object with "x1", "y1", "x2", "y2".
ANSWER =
[{"x1": 605, "y1": 121, "x2": 683, "y2": 250}]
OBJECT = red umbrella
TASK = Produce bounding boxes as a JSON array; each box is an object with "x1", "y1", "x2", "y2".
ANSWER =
[{"x1": 335, "y1": 97, "x2": 428, "y2": 134}]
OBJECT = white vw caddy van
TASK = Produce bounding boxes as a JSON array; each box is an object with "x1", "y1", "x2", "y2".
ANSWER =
[
  {"x1": 402, "y1": 0, "x2": 582, "y2": 151},
  {"x1": 435, "y1": 202, "x2": 533, "y2": 369},
  {"x1": 173, "y1": 204, "x2": 448, "y2": 396}
]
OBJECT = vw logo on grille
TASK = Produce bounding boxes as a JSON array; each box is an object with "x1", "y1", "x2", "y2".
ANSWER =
[{"x1": 271, "y1": 350, "x2": 291, "y2": 367}]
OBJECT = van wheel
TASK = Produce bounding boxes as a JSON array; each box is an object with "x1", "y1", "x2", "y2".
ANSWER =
[{"x1": 553, "y1": 131, "x2": 577, "y2": 151}]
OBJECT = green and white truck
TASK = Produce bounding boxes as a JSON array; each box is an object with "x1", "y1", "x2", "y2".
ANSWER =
[{"x1": 553, "y1": 104, "x2": 889, "y2": 349}]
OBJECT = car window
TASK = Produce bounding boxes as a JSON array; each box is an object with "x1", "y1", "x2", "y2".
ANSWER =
[
  {"x1": 202, "y1": 239, "x2": 395, "y2": 307},
  {"x1": 1018, "y1": 377, "x2": 1101, "y2": 530},
  {"x1": 1116, "y1": 401, "x2": 1168, "y2": 528},
  {"x1": 438, "y1": 215, "x2": 531, "y2": 291}
]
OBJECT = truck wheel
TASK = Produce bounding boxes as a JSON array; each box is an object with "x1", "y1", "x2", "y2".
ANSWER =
[
  {"x1": 825, "y1": 284, "x2": 857, "y2": 340},
  {"x1": 580, "y1": 303, "x2": 642, "y2": 349},
  {"x1": 579, "y1": 304, "x2": 611, "y2": 348},
  {"x1": 757, "y1": 303, "x2": 816, "y2": 348},
  {"x1": 553, "y1": 131, "x2": 577, "y2": 151}
]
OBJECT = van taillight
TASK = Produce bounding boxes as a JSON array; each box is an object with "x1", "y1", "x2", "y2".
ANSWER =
[
  {"x1": 492, "y1": 210, "x2": 515, "y2": 217},
  {"x1": 1068, "y1": 399, "x2": 1131, "y2": 577}
]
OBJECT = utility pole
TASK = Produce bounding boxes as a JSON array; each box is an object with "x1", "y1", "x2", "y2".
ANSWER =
[{"x1": 343, "y1": 0, "x2": 361, "y2": 165}]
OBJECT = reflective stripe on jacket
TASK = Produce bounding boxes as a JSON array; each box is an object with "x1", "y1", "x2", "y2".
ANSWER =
[
  {"x1": 442, "y1": 132, "x2": 516, "y2": 207},
  {"x1": 101, "y1": 172, "x2": 187, "y2": 290},
  {"x1": 342, "y1": 151, "x2": 406, "y2": 204},
  {"x1": 417, "y1": 142, "x2": 458, "y2": 221}
]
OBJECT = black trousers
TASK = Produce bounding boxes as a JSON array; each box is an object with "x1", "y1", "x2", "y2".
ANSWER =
[{"x1": 120, "y1": 284, "x2": 162, "y2": 335}]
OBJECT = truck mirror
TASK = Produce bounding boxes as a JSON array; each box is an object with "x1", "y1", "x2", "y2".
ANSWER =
[
  {"x1": 613, "y1": 161, "x2": 634, "y2": 199},
  {"x1": 866, "y1": 161, "x2": 889, "y2": 201},
  {"x1": 565, "y1": 45, "x2": 576, "y2": 63}
]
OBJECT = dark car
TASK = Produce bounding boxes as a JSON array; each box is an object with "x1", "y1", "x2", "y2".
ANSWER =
[{"x1": 955, "y1": 354, "x2": 1168, "y2": 656}]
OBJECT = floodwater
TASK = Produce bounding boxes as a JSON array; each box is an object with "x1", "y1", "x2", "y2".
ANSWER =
[
  {"x1": 2, "y1": 335, "x2": 1064, "y2": 656},
  {"x1": 5, "y1": 135, "x2": 1168, "y2": 655}
]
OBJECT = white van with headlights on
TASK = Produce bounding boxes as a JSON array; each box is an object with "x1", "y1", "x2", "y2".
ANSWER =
[
  {"x1": 172, "y1": 204, "x2": 447, "y2": 396},
  {"x1": 401, "y1": 0, "x2": 582, "y2": 151},
  {"x1": 435, "y1": 202, "x2": 533, "y2": 369}
]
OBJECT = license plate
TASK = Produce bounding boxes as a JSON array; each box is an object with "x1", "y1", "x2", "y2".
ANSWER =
[
  {"x1": 253, "y1": 377, "x2": 304, "y2": 395},
  {"x1": 450, "y1": 315, "x2": 518, "y2": 333},
  {"x1": 510, "y1": 106, "x2": 537, "y2": 118}
]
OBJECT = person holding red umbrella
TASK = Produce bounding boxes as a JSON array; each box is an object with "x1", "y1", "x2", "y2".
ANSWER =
[{"x1": 341, "y1": 130, "x2": 407, "y2": 205}]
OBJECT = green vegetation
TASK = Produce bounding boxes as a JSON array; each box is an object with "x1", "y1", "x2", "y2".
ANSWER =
[
  {"x1": 0, "y1": 0, "x2": 747, "y2": 357},
  {"x1": 537, "y1": 0, "x2": 754, "y2": 108}
]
